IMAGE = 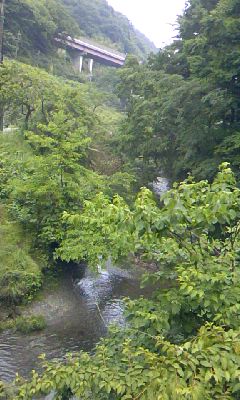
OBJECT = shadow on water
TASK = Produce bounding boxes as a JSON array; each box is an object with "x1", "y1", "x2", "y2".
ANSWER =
[
  {"x1": 0, "y1": 262, "x2": 151, "y2": 382},
  {"x1": 0, "y1": 176, "x2": 169, "y2": 384}
]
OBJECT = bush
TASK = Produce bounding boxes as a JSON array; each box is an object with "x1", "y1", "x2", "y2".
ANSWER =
[
  {"x1": 14, "y1": 315, "x2": 46, "y2": 334},
  {"x1": 0, "y1": 319, "x2": 14, "y2": 332},
  {"x1": 0, "y1": 315, "x2": 46, "y2": 334},
  {"x1": 14, "y1": 164, "x2": 240, "y2": 400},
  {"x1": 0, "y1": 206, "x2": 42, "y2": 305}
]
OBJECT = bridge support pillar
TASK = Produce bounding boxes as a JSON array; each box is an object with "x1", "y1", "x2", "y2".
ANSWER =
[
  {"x1": 88, "y1": 58, "x2": 94, "y2": 75},
  {"x1": 70, "y1": 51, "x2": 96, "y2": 75},
  {"x1": 71, "y1": 52, "x2": 84, "y2": 73},
  {"x1": 79, "y1": 55, "x2": 83, "y2": 73}
]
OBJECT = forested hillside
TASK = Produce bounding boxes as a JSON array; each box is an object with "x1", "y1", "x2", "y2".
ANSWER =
[
  {"x1": 62, "y1": 0, "x2": 156, "y2": 56},
  {"x1": 4, "y1": 0, "x2": 155, "y2": 71},
  {"x1": 4, "y1": 0, "x2": 79, "y2": 64},
  {"x1": 0, "y1": 59, "x2": 130, "y2": 309},
  {"x1": 2, "y1": 0, "x2": 240, "y2": 399},
  {"x1": 116, "y1": 0, "x2": 240, "y2": 184}
]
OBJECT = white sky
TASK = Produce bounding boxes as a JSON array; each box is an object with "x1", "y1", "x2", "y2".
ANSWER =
[{"x1": 107, "y1": 0, "x2": 186, "y2": 48}]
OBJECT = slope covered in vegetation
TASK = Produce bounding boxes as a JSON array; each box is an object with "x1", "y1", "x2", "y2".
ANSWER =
[
  {"x1": 0, "y1": 204, "x2": 42, "y2": 306},
  {"x1": 2, "y1": 0, "x2": 240, "y2": 399},
  {"x1": 4, "y1": 0, "x2": 155, "y2": 71},
  {"x1": 9, "y1": 164, "x2": 240, "y2": 399},
  {"x1": 4, "y1": 0, "x2": 80, "y2": 66},
  {"x1": 62, "y1": 0, "x2": 156, "y2": 56},
  {"x1": 0, "y1": 59, "x2": 129, "y2": 303},
  {"x1": 116, "y1": 0, "x2": 240, "y2": 184}
]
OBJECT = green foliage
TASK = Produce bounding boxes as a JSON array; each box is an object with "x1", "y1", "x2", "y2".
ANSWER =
[
  {"x1": 62, "y1": 0, "x2": 156, "y2": 58},
  {"x1": 0, "y1": 60, "x2": 74, "y2": 129},
  {"x1": 0, "y1": 60, "x2": 132, "y2": 257},
  {"x1": 0, "y1": 315, "x2": 46, "y2": 334},
  {"x1": 3, "y1": 0, "x2": 155, "y2": 74},
  {"x1": 2, "y1": 1, "x2": 240, "y2": 398},
  {"x1": 116, "y1": 0, "x2": 240, "y2": 183},
  {"x1": 0, "y1": 205, "x2": 42, "y2": 305},
  {"x1": 12, "y1": 325, "x2": 240, "y2": 400},
  {"x1": 4, "y1": 0, "x2": 80, "y2": 63},
  {"x1": 58, "y1": 163, "x2": 240, "y2": 330},
  {"x1": 14, "y1": 315, "x2": 46, "y2": 334},
  {"x1": 10, "y1": 164, "x2": 240, "y2": 399}
]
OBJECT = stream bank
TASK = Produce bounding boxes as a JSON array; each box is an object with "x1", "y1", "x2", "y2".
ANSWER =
[
  {"x1": 0, "y1": 176, "x2": 169, "y2": 384},
  {"x1": 0, "y1": 263, "x2": 150, "y2": 382}
]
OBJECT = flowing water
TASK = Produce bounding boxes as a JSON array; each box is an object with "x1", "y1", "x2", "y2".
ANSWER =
[
  {"x1": 151, "y1": 177, "x2": 170, "y2": 197},
  {"x1": 0, "y1": 177, "x2": 169, "y2": 384},
  {"x1": 0, "y1": 264, "x2": 150, "y2": 382}
]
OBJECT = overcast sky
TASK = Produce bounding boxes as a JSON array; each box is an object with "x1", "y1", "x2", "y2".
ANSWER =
[{"x1": 107, "y1": 0, "x2": 186, "y2": 48}]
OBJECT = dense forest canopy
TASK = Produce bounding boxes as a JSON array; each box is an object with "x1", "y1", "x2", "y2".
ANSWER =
[
  {"x1": 62, "y1": 0, "x2": 156, "y2": 56},
  {"x1": 8, "y1": 164, "x2": 240, "y2": 399},
  {"x1": 1, "y1": 0, "x2": 240, "y2": 399},
  {"x1": 116, "y1": 0, "x2": 240, "y2": 184},
  {"x1": 4, "y1": 0, "x2": 79, "y2": 60},
  {"x1": 3, "y1": 0, "x2": 155, "y2": 69}
]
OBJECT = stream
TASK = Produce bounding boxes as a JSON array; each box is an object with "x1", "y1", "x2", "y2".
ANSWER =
[
  {"x1": 0, "y1": 263, "x2": 150, "y2": 382},
  {"x1": 0, "y1": 176, "x2": 169, "y2": 384}
]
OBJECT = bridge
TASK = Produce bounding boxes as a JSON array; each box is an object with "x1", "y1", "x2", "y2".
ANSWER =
[{"x1": 55, "y1": 35, "x2": 126, "y2": 75}]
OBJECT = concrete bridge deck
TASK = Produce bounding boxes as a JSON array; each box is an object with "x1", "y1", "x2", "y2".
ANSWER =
[{"x1": 55, "y1": 35, "x2": 126, "y2": 70}]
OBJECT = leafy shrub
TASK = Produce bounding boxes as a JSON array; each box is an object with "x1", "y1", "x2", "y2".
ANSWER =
[
  {"x1": 11, "y1": 164, "x2": 240, "y2": 399},
  {"x1": 0, "y1": 315, "x2": 46, "y2": 334},
  {"x1": 0, "y1": 206, "x2": 42, "y2": 305},
  {"x1": 0, "y1": 319, "x2": 14, "y2": 332},
  {"x1": 14, "y1": 315, "x2": 46, "y2": 334}
]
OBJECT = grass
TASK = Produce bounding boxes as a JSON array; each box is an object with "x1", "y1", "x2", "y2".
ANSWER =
[
  {"x1": 0, "y1": 315, "x2": 46, "y2": 334},
  {"x1": 0, "y1": 205, "x2": 43, "y2": 305},
  {"x1": 14, "y1": 315, "x2": 46, "y2": 333},
  {"x1": 0, "y1": 131, "x2": 43, "y2": 306}
]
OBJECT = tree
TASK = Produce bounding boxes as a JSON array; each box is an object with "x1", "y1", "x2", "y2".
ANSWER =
[
  {"x1": 0, "y1": 205, "x2": 42, "y2": 306},
  {"x1": 0, "y1": 0, "x2": 5, "y2": 131},
  {"x1": 3, "y1": 0, "x2": 80, "y2": 62},
  {"x1": 0, "y1": 0, "x2": 5, "y2": 63},
  {"x1": 0, "y1": 61, "x2": 105, "y2": 255},
  {"x1": 62, "y1": 0, "x2": 156, "y2": 59},
  {"x1": 11, "y1": 164, "x2": 240, "y2": 399},
  {"x1": 0, "y1": 60, "x2": 132, "y2": 259},
  {"x1": 115, "y1": 0, "x2": 240, "y2": 184}
]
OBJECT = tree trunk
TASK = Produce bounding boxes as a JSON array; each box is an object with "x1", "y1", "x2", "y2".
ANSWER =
[
  {"x1": 0, "y1": 104, "x2": 3, "y2": 131},
  {"x1": 0, "y1": 0, "x2": 5, "y2": 132},
  {"x1": 0, "y1": 0, "x2": 5, "y2": 63}
]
